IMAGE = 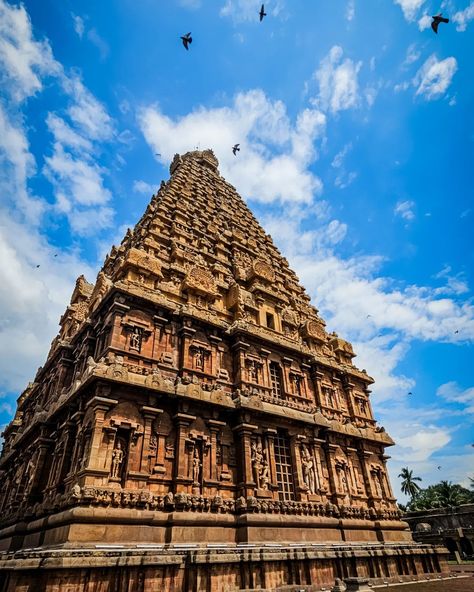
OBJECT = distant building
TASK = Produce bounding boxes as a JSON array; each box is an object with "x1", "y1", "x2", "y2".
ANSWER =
[
  {"x1": 0, "y1": 150, "x2": 447, "y2": 590},
  {"x1": 405, "y1": 503, "x2": 474, "y2": 559}
]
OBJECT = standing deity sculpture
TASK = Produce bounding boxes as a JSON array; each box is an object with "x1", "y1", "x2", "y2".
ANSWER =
[
  {"x1": 129, "y1": 327, "x2": 142, "y2": 351},
  {"x1": 192, "y1": 446, "x2": 202, "y2": 484},
  {"x1": 251, "y1": 440, "x2": 269, "y2": 490},
  {"x1": 194, "y1": 349, "x2": 204, "y2": 370},
  {"x1": 110, "y1": 441, "x2": 125, "y2": 479},
  {"x1": 301, "y1": 445, "x2": 317, "y2": 494}
]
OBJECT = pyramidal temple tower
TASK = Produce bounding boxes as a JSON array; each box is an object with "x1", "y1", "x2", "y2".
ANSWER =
[{"x1": 0, "y1": 151, "x2": 447, "y2": 591}]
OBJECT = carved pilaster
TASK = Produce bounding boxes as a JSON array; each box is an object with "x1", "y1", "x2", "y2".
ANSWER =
[
  {"x1": 232, "y1": 422, "x2": 258, "y2": 497},
  {"x1": 140, "y1": 406, "x2": 163, "y2": 474},
  {"x1": 173, "y1": 412, "x2": 196, "y2": 492}
]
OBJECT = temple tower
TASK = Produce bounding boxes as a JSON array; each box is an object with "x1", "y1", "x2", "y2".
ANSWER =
[{"x1": 0, "y1": 151, "x2": 447, "y2": 590}]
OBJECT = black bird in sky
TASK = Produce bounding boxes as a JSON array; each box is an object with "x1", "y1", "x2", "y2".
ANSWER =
[
  {"x1": 408, "y1": 391, "x2": 413, "y2": 395},
  {"x1": 437, "y1": 466, "x2": 442, "y2": 470},
  {"x1": 232, "y1": 143, "x2": 240, "y2": 155},
  {"x1": 36, "y1": 264, "x2": 40, "y2": 268},
  {"x1": 431, "y1": 13, "x2": 449, "y2": 34},
  {"x1": 181, "y1": 32, "x2": 192, "y2": 50},
  {"x1": 259, "y1": 4, "x2": 267, "y2": 21},
  {"x1": 454, "y1": 330, "x2": 459, "y2": 334}
]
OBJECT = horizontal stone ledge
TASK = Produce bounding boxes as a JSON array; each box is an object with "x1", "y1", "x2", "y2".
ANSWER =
[{"x1": 0, "y1": 542, "x2": 447, "y2": 571}]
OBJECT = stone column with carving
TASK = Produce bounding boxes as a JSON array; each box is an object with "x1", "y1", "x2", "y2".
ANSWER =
[
  {"x1": 358, "y1": 447, "x2": 377, "y2": 507},
  {"x1": 264, "y1": 428, "x2": 278, "y2": 495},
  {"x1": 310, "y1": 365, "x2": 325, "y2": 409},
  {"x1": 232, "y1": 422, "x2": 258, "y2": 497},
  {"x1": 323, "y1": 442, "x2": 340, "y2": 503},
  {"x1": 173, "y1": 412, "x2": 196, "y2": 492},
  {"x1": 140, "y1": 406, "x2": 163, "y2": 474},
  {"x1": 207, "y1": 419, "x2": 225, "y2": 484},
  {"x1": 231, "y1": 340, "x2": 249, "y2": 391},
  {"x1": 83, "y1": 391, "x2": 118, "y2": 484}
]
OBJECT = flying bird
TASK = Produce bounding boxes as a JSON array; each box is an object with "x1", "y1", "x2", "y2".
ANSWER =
[
  {"x1": 366, "y1": 314, "x2": 372, "y2": 318},
  {"x1": 408, "y1": 391, "x2": 413, "y2": 395},
  {"x1": 454, "y1": 330, "x2": 459, "y2": 334},
  {"x1": 232, "y1": 144, "x2": 240, "y2": 155},
  {"x1": 181, "y1": 32, "x2": 192, "y2": 50},
  {"x1": 259, "y1": 4, "x2": 267, "y2": 21},
  {"x1": 36, "y1": 264, "x2": 40, "y2": 268},
  {"x1": 437, "y1": 466, "x2": 442, "y2": 470},
  {"x1": 54, "y1": 254, "x2": 58, "y2": 257},
  {"x1": 155, "y1": 153, "x2": 161, "y2": 157},
  {"x1": 431, "y1": 13, "x2": 449, "y2": 34}
]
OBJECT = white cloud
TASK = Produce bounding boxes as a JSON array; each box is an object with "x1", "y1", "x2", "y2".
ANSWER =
[
  {"x1": 44, "y1": 143, "x2": 113, "y2": 234},
  {"x1": 394, "y1": 199, "x2": 415, "y2": 221},
  {"x1": 434, "y1": 265, "x2": 469, "y2": 296},
  {"x1": 415, "y1": 54, "x2": 458, "y2": 100},
  {"x1": 313, "y1": 46, "x2": 362, "y2": 114},
  {"x1": 331, "y1": 142, "x2": 352, "y2": 168},
  {"x1": 346, "y1": 0, "x2": 355, "y2": 21},
  {"x1": 72, "y1": 14, "x2": 85, "y2": 38},
  {"x1": 437, "y1": 381, "x2": 474, "y2": 414},
  {"x1": 403, "y1": 43, "x2": 421, "y2": 67},
  {"x1": 0, "y1": 212, "x2": 95, "y2": 392},
  {"x1": 453, "y1": 1, "x2": 474, "y2": 31},
  {"x1": 133, "y1": 180, "x2": 156, "y2": 195},
  {"x1": 394, "y1": 0, "x2": 425, "y2": 21},
  {"x1": 71, "y1": 13, "x2": 109, "y2": 60},
  {"x1": 62, "y1": 75, "x2": 114, "y2": 141},
  {"x1": 0, "y1": 0, "x2": 60, "y2": 101},
  {"x1": 418, "y1": 13, "x2": 432, "y2": 30},
  {"x1": 138, "y1": 89, "x2": 326, "y2": 205}
]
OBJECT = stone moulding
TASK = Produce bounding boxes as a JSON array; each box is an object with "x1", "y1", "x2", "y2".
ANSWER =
[{"x1": 0, "y1": 543, "x2": 449, "y2": 592}]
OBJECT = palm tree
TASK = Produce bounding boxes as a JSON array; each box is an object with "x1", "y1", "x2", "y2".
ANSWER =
[
  {"x1": 435, "y1": 480, "x2": 470, "y2": 508},
  {"x1": 398, "y1": 467, "x2": 422, "y2": 500}
]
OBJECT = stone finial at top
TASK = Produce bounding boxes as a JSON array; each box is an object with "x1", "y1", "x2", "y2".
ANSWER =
[{"x1": 170, "y1": 149, "x2": 219, "y2": 175}]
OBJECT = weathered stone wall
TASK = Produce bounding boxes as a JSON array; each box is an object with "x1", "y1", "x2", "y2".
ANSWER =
[{"x1": 0, "y1": 544, "x2": 449, "y2": 592}]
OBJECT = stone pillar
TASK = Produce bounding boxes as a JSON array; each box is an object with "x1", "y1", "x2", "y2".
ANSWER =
[
  {"x1": 310, "y1": 365, "x2": 325, "y2": 408},
  {"x1": 207, "y1": 419, "x2": 225, "y2": 483},
  {"x1": 140, "y1": 406, "x2": 163, "y2": 474},
  {"x1": 292, "y1": 435, "x2": 307, "y2": 499},
  {"x1": 65, "y1": 410, "x2": 84, "y2": 482},
  {"x1": 380, "y1": 454, "x2": 396, "y2": 500},
  {"x1": 232, "y1": 422, "x2": 258, "y2": 497},
  {"x1": 313, "y1": 437, "x2": 325, "y2": 493},
  {"x1": 358, "y1": 449, "x2": 376, "y2": 504},
  {"x1": 260, "y1": 348, "x2": 271, "y2": 388},
  {"x1": 282, "y1": 356, "x2": 293, "y2": 394},
  {"x1": 152, "y1": 314, "x2": 169, "y2": 361},
  {"x1": 173, "y1": 412, "x2": 196, "y2": 491},
  {"x1": 231, "y1": 340, "x2": 249, "y2": 389},
  {"x1": 264, "y1": 428, "x2": 278, "y2": 493},
  {"x1": 84, "y1": 393, "x2": 118, "y2": 474},
  {"x1": 209, "y1": 335, "x2": 222, "y2": 377},
  {"x1": 324, "y1": 442, "x2": 339, "y2": 502},
  {"x1": 341, "y1": 376, "x2": 357, "y2": 418}
]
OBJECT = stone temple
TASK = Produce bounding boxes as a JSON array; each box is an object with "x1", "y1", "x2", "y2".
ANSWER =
[{"x1": 0, "y1": 150, "x2": 447, "y2": 590}]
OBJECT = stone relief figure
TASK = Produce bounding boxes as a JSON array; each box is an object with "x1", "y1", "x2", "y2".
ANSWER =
[
  {"x1": 251, "y1": 440, "x2": 269, "y2": 490},
  {"x1": 110, "y1": 441, "x2": 125, "y2": 479},
  {"x1": 247, "y1": 360, "x2": 259, "y2": 383},
  {"x1": 301, "y1": 445, "x2": 317, "y2": 494},
  {"x1": 194, "y1": 349, "x2": 204, "y2": 370},
  {"x1": 192, "y1": 447, "x2": 202, "y2": 484},
  {"x1": 129, "y1": 327, "x2": 142, "y2": 351}
]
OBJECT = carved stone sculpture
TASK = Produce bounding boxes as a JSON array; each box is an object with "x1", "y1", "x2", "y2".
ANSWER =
[{"x1": 110, "y1": 441, "x2": 125, "y2": 479}]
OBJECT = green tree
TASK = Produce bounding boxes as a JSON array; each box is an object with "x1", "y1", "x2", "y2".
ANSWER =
[
  {"x1": 398, "y1": 467, "x2": 422, "y2": 500},
  {"x1": 408, "y1": 481, "x2": 474, "y2": 511}
]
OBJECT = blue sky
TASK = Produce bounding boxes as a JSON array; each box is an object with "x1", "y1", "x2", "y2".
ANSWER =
[{"x1": 0, "y1": 0, "x2": 473, "y2": 501}]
